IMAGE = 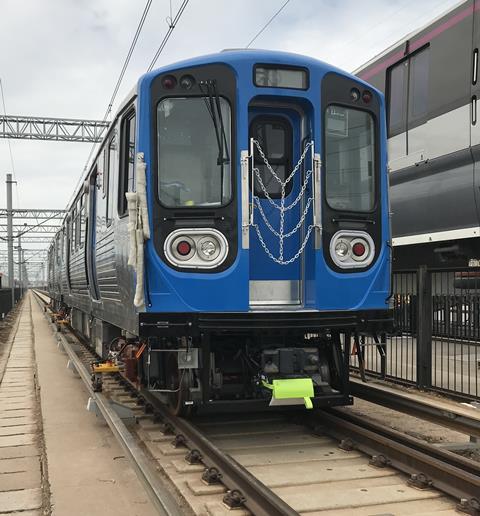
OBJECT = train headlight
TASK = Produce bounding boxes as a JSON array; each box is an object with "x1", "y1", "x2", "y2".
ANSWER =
[
  {"x1": 334, "y1": 240, "x2": 350, "y2": 260},
  {"x1": 198, "y1": 237, "x2": 219, "y2": 261}
]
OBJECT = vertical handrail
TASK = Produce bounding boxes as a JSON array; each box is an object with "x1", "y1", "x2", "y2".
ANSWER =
[
  {"x1": 240, "y1": 149, "x2": 250, "y2": 249},
  {"x1": 312, "y1": 152, "x2": 322, "y2": 249}
]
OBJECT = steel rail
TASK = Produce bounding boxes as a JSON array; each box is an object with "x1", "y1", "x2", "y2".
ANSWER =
[
  {"x1": 141, "y1": 390, "x2": 299, "y2": 516},
  {"x1": 310, "y1": 409, "x2": 480, "y2": 505},
  {"x1": 350, "y1": 378, "x2": 480, "y2": 439},
  {"x1": 36, "y1": 286, "x2": 299, "y2": 515},
  {"x1": 31, "y1": 291, "x2": 183, "y2": 516}
]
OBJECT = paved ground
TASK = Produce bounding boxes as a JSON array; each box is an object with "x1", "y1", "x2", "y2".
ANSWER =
[{"x1": 0, "y1": 293, "x2": 159, "y2": 516}]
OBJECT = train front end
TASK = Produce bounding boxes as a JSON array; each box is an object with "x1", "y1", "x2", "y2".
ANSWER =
[{"x1": 136, "y1": 50, "x2": 392, "y2": 413}]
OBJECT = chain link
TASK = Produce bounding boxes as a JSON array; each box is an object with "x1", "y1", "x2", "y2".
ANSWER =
[{"x1": 250, "y1": 139, "x2": 314, "y2": 265}]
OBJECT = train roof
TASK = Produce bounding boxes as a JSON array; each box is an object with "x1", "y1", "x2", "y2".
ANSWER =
[
  {"x1": 354, "y1": 0, "x2": 467, "y2": 74},
  {"x1": 139, "y1": 48, "x2": 363, "y2": 86}
]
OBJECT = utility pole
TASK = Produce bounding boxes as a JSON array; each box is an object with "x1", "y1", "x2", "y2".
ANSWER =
[
  {"x1": 6, "y1": 173, "x2": 14, "y2": 307},
  {"x1": 17, "y1": 234, "x2": 22, "y2": 296}
]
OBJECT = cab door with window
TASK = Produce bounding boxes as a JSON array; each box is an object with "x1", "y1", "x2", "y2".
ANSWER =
[{"x1": 248, "y1": 109, "x2": 306, "y2": 307}]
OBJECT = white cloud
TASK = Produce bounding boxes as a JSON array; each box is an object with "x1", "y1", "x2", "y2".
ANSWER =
[{"x1": 0, "y1": 0, "x2": 461, "y2": 276}]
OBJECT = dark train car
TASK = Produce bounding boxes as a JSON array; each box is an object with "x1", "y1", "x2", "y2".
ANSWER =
[
  {"x1": 356, "y1": 0, "x2": 480, "y2": 270},
  {"x1": 49, "y1": 50, "x2": 392, "y2": 414}
]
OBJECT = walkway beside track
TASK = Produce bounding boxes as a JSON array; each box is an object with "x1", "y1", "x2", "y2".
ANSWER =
[
  {"x1": 1, "y1": 293, "x2": 159, "y2": 516},
  {"x1": 0, "y1": 297, "x2": 45, "y2": 515}
]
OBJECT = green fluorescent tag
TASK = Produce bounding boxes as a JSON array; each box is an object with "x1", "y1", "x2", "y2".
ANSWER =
[{"x1": 264, "y1": 378, "x2": 314, "y2": 410}]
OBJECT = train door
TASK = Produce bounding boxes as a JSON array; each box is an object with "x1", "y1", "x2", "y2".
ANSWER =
[
  {"x1": 248, "y1": 108, "x2": 308, "y2": 307},
  {"x1": 87, "y1": 168, "x2": 100, "y2": 300},
  {"x1": 386, "y1": 47, "x2": 430, "y2": 171},
  {"x1": 472, "y1": 0, "x2": 480, "y2": 223}
]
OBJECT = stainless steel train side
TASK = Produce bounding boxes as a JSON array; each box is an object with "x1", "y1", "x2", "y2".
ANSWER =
[{"x1": 356, "y1": 0, "x2": 480, "y2": 268}]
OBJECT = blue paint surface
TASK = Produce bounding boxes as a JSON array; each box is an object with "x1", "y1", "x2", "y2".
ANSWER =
[{"x1": 134, "y1": 50, "x2": 390, "y2": 313}]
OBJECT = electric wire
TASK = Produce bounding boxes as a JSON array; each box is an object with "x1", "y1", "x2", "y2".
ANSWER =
[
  {"x1": 0, "y1": 78, "x2": 20, "y2": 208},
  {"x1": 146, "y1": 0, "x2": 190, "y2": 72},
  {"x1": 68, "y1": 0, "x2": 154, "y2": 209},
  {"x1": 245, "y1": 0, "x2": 291, "y2": 48}
]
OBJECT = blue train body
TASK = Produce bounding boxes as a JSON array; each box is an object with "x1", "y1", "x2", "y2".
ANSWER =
[
  {"x1": 48, "y1": 50, "x2": 392, "y2": 413},
  {"x1": 138, "y1": 51, "x2": 390, "y2": 314}
]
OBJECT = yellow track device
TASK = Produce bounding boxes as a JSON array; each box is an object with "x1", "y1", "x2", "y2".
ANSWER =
[{"x1": 92, "y1": 362, "x2": 120, "y2": 374}]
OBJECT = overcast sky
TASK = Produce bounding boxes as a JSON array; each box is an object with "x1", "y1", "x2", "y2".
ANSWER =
[{"x1": 0, "y1": 0, "x2": 461, "y2": 273}]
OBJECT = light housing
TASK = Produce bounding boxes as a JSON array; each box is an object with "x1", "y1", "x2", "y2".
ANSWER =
[
  {"x1": 362, "y1": 89, "x2": 373, "y2": 104},
  {"x1": 179, "y1": 74, "x2": 195, "y2": 90},
  {"x1": 350, "y1": 87, "x2": 360, "y2": 102},
  {"x1": 162, "y1": 75, "x2": 177, "y2": 90},
  {"x1": 164, "y1": 228, "x2": 228, "y2": 269},
  {"x1": 329, "y1": 231, "x2": 375, "y2": 269}
]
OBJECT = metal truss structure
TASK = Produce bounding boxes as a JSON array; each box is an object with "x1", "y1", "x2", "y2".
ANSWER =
[
  {"x1": 0, "y1": 115, "x2": 109, "y2": 143},
  {"x1": 0, "y1": 205, "x2": 64, "y2": 289},
  {"x1": 0, "y1": 224, "x2": 60, "y2": 234},
  {"x1": 0, "y1": 208, "x2": 66, "y2": 220},
  {"x1": 0, "y1": 236, "x2": 53, "y2": 243}
]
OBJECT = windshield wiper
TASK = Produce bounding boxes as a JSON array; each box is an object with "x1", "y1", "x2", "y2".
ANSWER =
[{"x1": 199, "y1": 80, "x2": 230, "y2": 166}]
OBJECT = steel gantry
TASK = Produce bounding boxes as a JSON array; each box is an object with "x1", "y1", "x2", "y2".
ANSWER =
[
  {"x1": 0, "y1": 115, "x2": 109, "y2": 143},
  {"x1": 0, "y1": 183, "x2": 65, "y2": 296},
  {"x1": 0, "y1": 208, "x2": 66, "y2": 220}
]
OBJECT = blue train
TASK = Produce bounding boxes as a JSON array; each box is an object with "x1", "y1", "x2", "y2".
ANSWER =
[{"x1": 48, "y1": 50, "x2": 392, "y2": 414}]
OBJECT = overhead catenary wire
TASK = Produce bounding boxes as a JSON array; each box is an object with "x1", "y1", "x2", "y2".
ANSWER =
[
  {"x1": 0, "y1": 78, "x2": 20, "y2": 208},
  {"x1": 245, "y1": 0, "x2": 291, "y2": 48},
  {"x1": 68, "y1": 0, "x2": 154, "y2": 209},
  {"x1": 147, "y1": 0, "x2": 190, "y2": 72}
]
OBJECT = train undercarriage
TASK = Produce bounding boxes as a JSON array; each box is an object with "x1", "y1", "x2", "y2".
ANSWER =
[{"x1": 55, "y1": 302, "x2": 392, "y2": 415}]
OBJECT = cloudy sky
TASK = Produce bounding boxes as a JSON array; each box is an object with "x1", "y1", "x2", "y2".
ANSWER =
[{"x1": 0, "y1": 0, "x2": 461, "y2": 271}]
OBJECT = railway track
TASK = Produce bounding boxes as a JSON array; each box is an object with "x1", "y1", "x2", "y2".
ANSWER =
[{"x1": 31, "y1": 289, "x2": 479, "y2": 515}]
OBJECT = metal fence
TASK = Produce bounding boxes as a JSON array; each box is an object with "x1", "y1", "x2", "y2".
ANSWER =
[
  {"x1": 0, "y1": 288, "x2": 22, "y2": 319},
  {"x1": 351, "y1": 266, "x2": 480, "y2": 401}
]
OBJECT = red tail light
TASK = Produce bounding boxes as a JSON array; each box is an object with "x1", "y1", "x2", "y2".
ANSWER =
[
  {"x1": 352, "y1": 242, "x2": 366, "y2": 257},
  {"x1": 176, "y1": 240, "x2": 192, "y2": 256}
]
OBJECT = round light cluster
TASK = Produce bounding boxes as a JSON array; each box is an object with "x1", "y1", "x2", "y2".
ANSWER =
[
  {"x1": 330, "y1": 231, "x2": 375, "y2": 269},
  {"x1": 350, "y1": 87, "x2": 373, "y2": 104},
  {"x1": 161, "y1": 74, "x2": 196, "y2": 90},
  {"x1": 334, "y1": 237, "x2": 370, "y2": 262},
  {"x1": 164, "y1": 229, "x2": 228, "y2": 269}
]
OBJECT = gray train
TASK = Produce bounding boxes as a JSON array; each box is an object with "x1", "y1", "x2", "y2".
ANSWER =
[{"x1": 356, "y1": 0, "x2": 480, "y2": 270}]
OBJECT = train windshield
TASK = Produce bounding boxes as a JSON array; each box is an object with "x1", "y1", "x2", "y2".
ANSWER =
[
  {"x1": 324, "y1": 105, "x2": 375, "y2": 212},
  {"x1": 157, "y1": 97, "x2": 231, "y2": 207}
]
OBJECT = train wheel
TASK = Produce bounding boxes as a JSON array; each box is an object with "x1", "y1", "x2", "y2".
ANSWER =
[{"x1": 166, "y1": 354, "x2": 192, "y2": 417}]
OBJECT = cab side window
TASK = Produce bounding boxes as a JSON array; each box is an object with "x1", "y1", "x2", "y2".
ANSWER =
[{"x1": 118, "y1": 109, "x2": 136, "y2": 216}]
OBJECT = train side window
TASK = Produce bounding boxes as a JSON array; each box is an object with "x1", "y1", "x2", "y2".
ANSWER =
[
  {"x1": 75, "y1": 200, "x2": 81, "y2": 249},
  {"x1": 387, "y1": 46, "x2": 429, "y2": 137},
  {"x1": 119, "y1": 110, "x2": 136, "y2": 216},
  {"x1": 71, "y1": 209, "x2": 76, "y2": 253},
  {"x1": 408, "y1": 48, "x2": 430, "y2": 125},
  {"x1": 106, "y1": 135, "x2": 117, "y2": 226},
  {"x1": 79, "y1": 194, "x2": 86, "y2": 247},
  {"x1": 388, "y1": 61, "x2": 407, "y2": 136},
  {"x1": 56, "y1": 234, "x2": 62, "y2": 265}
]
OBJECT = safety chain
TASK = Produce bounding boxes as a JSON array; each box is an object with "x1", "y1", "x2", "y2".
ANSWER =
[{"x1": 251, "y1": 139, "x2": 314, "y2": 265}]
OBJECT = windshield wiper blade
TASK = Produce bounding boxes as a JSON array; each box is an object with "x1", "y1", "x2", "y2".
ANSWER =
[{"x1": 199, "y1": 80, "x2": 230, "y2": 165}]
